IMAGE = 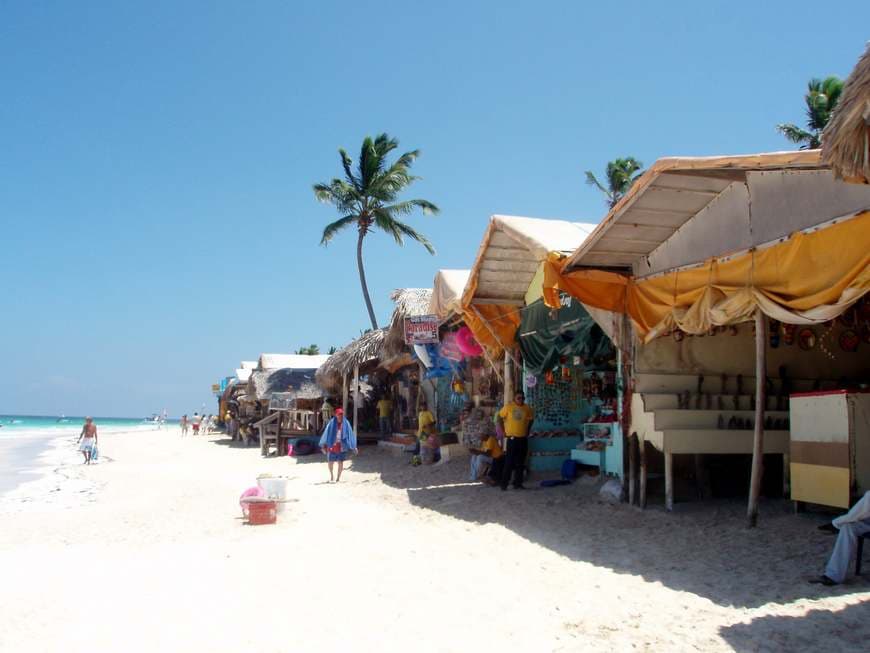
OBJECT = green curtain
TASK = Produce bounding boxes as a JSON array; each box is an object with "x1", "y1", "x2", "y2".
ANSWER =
[{"x1": 518, "y1": 295, "x2": 611, "y2": 375}]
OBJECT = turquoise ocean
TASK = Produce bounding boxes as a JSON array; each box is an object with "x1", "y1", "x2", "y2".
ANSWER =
[{"x1": 0, "y1": 415, "x2": 178, "y2": 496}]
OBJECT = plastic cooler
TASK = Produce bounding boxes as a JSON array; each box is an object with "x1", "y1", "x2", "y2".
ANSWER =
[{"x1": 257, "y1": 476, "x2": 289, "y2": 514}]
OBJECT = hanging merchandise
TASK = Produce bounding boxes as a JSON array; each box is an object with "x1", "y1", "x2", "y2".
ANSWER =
[
  {"x1": 769, "y1": 319, "x2": 780, "y2": 348},
  {"x1": 798, "y1": 328, "x2": 817, "y2": 351},
  {"x1": 545, "y1": 370, "x2": 555, "y2": 385},
  {"x1": 440, "y1": 331, "x2": 464, "y2": 362},
  {"x1": 561, "y1": 365, "x2": 571, "y2": 381},
  {"x1": 414, "y1": 344, "x2": 433, "y2": 368},
  {"x1": 525, "y1": 373, "x2": 538, "y2": 388},
  {"x1": 673, "y1": 329, "x2": 685, "y2": 342},
  {"x1": 455, "y1": 326, "x2": 483, "y2": 357},
  {"x1": 839, "y1": 330, "x2": 859, "y2": 352},
  {"x1": 782, "y1": 324, "x2": 797, "y2": 346}
]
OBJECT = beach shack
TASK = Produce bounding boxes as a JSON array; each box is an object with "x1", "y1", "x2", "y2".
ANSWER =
[
  {"x1": 547, "y1": 150, "x2": 870, "y2": 522},
  {"x1": 459, "y1": 215, "x2": 629, "y2": 475},
  {"x1": 249, "y1": 354, "x2": 330, "y2": 456}
]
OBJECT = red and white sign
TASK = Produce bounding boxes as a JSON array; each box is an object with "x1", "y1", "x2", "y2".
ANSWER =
[{"x1": 404, "y1": 315, "x2": 440, "y2": 345}]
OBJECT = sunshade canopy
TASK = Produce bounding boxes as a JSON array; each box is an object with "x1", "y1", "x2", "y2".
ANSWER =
[
  {"x1": 429, "y1": 269, "x2": 471, "y2": 320},
  {"x1": 257, "y1": 353, "x2": 330, "y2": 371},
  {"x1": 565, "y1": 151, "x2": 826, "y2": 271}
]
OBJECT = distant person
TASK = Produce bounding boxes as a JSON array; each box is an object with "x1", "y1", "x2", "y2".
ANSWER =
[
  {"x1": 202, "y1": 414, "x2": 212, "y2": 435},
  {"x1": 497, "y1": 391, "x2": 534, "y2": 491},
  {"x1": 180, "y1": 414, "x2": 189, "y2": 437},
  {"x1": 192, "y1": 412, "x2": 201, "y2": 435},
  {"x1": 417, "y1": 401, "x2": 438, "y2": 464},
  {"x1": 376, "y1": 395, "x2": 393, "y2": 437},
  {"x1": 811, "y1": 491, "x2": 870, "y2": 586},
  {"x1": 319, "y1": 408, "x2": 357, "y2": 483},
  {"x1": 76, "y1": 417, "x2": 98, "y2": 465}
]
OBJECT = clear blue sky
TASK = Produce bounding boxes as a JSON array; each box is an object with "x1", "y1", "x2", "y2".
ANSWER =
[{"x1": 1, "y1": 1, "x2": 867, "y2": 417}]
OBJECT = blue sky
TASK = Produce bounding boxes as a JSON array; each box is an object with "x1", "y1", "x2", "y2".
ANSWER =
[{"x1": 1, "y1": 1, "x2": 867, "y2": 417}]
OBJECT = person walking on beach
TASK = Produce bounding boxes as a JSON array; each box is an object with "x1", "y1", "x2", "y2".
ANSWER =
[
  {"x1": 76, "y1": 417, "x2": 98, "y2": 465},
  {"x1": 319, "y1": 408, "x2": 357, "y2": 483},
  {"x1": 180, "y1": 414, "x2": 189, "y2": 436},
  {"x1": 497, "y1": 391, "x2": 534, "y2": 491},
  {"x1": 192, "y1": 412, "x2": 201, "y2": 435}
]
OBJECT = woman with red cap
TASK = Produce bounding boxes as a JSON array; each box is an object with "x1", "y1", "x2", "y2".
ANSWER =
[{"x1": 318, "y1": 408, "x2": 358, "y2": 482}]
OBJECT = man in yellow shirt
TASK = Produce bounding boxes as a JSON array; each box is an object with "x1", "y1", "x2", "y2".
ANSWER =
[
  {"x1": 496, "y1": 391, "x2": 534, "y2": 490},
  {"x1": 469, "y1": 433, "x2": 505, "y2": 485},
  {"x1": 376, "y1": 396, "x2": 393, "y2": 437},
  {"x1": 417, "y1": 402, "x2": 438, "y2": 464}
]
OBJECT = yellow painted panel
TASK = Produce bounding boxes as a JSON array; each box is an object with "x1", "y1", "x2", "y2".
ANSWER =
[
  {"x1": 524, "y1": 262, "x2": 545, "y2": 306},
  {"x1": 790, "y1": 462, "x2": 850, "y2": 509}
]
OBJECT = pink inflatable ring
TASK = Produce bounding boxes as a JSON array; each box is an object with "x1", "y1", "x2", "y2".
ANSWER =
[{"x1": 455, "y1": 326, "x2": 483, "y2": 356}]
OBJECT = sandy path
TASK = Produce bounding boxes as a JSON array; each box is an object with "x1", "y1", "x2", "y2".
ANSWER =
[{"x1": 1, "y1": 429, "x2": 868, "y2": 652}]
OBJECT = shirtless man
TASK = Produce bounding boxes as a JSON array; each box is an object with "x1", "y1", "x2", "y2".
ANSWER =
[{"x1": 77, "y1": 417, "x2": 98, "y2": 465}]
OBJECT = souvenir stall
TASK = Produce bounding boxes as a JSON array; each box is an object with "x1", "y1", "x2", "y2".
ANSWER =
[
  {"x1": 547, "y1": 150, "x2": 870, "y2": 521},
  {"x1": 518, "y1": 294, "x2": 621, "y2": 473}
]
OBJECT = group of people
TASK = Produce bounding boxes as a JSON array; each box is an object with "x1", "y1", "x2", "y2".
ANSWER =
[
  {"x1": 180, "y1": 412, "x2": 214, "y2": 436},
  {"x1": 466, "y1": 391, "x2": 534, "y2": 491}
]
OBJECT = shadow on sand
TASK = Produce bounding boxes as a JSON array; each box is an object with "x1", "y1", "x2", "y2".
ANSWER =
[
  {"x1": 719, "y1": 601, "x2": 870, "y2": 652},
  {"x1": 345, "y1": 447, "x2": 870, "y2": 611}
]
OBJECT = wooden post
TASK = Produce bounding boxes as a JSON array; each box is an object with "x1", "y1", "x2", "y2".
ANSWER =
[
  {"x1": 639, "y1": 438, "x2": 648, "y2": 510},
  {"x1": 628, "y1": 432, "x2": 638, "y2": 506},
  {"x1": 664, "y1": 451, "x2": 674, "y2": 512},
  {"x1": 503, "y1": 351, "x2": 513, "y2": 405},
  {"x1": 782, "y1": 453, "x2": 790, "y2": 498},
  {"x1": 352, "y1": 365, "x2": 360, "y2": 432},
  {"x1": 342, "y1": 372, "x2": 348, "y2": 415},
  {"x1": 747, "y1": 309, "x2": 767, "y2": 527}
]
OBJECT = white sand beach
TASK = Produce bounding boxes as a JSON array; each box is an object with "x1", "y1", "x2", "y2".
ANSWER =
[{"x1": 1, "y1": 428, "x2": 869, "y2": 653}]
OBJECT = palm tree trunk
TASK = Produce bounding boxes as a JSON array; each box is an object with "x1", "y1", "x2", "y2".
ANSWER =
[{"x1": 356, "y1": 230, "x2": 378, "y2": 330}]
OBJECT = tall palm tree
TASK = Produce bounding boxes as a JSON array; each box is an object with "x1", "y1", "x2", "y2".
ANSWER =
[
  {"x1": 314, "y1": 133, "x2": 439, "y2": 330},
  {"x1": 776, "y1": 76, "x2": 844, "y2": 149},
  {"x1": 585, "y1": 157, "x2": 644, "y2": 208}
]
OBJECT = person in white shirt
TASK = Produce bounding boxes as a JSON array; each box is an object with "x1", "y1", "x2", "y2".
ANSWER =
[{"x1": 811, "y1": 491, "x2": 870, "y2": 585}]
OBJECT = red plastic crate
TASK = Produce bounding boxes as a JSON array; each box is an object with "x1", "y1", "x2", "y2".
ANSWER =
[{"x1": 247, "y1": 500, "x2": 277, "y2": 525}]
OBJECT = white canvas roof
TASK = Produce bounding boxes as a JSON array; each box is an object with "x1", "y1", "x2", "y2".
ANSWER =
[
  {"x1": 462, "y1": 215, "x2": 597, "y2": 306},
  {"x1": 429, "y1": 269, "x2": 471, "y2": 319},
  {"x1": 240, "y1": 361, "x2": 257, "y2": 370},
  {"x1": 235, "y1": 368, "x2": 253, "y2": 383},
  {"x1": 257, "y1": 353, "x2": 331, "y2": 371},
  {"x1": 565, "y1": 151, "x2": 828, "y2": 271}
]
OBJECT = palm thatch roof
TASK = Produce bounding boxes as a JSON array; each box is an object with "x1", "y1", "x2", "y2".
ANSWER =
[
  {"x1": 823, "y1": 43, "x2": 870, "y2": 183},
  {"x1": 257, "y1": 353, "x2": 330, "y2": 370},
  {"x1": 249, "y1": 368, "x2": 324, "y2": 402},
  {"x1": 383, "y1": 288, "x2": 433, "y2": 358},
  {"x1": 315, "y1": 328, "x2": 388, "y2": 392}
]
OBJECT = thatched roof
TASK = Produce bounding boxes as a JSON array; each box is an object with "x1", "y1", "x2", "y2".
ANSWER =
[
  {"x1": 315, "y1": 328, "x2": 387, "y2": 392},
  {"x1": 249, "y1": 367, "x2": 324, "y2": 402},
  {"x1": 257, "y1": 353, "x2": 330, "y2": 371},
  {"x1": 384, "y1": 288, "x2": 433, "y2": 358},
  {"x1": 823, "y1": 43, "x2": 870, "y2": 184}
]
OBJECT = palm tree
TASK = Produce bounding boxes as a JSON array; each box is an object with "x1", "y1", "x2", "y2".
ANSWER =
[
  {"x1": 776, "y1": 76, "x2": 844, "y2": 149},
  {"x1": 585, "y1": 157, "x2": 644, "y2": 208},
  {"x1": 295, "y1": 345, "x2": 320, "y2": 355},
  {"x1": 314, "y1": 133, "x2": 439, "y2": 330}
]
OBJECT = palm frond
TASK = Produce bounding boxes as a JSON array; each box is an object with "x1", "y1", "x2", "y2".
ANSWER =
[
  {"x1": 320, "y1": 214, "x2": 358, "y2": 245},
  {"x1": 390, "y1": 218, "x2": 436, "y2": 255},
  {"x1": 584, "y1": 171, "x2": 608, "y2": 194},
  {"x1": 383, "y1": 199, "x2": 439, "y2": 216},
  {"x1": 339, "y1": 148, "x2": 360, "y2": 190},
  {"x1": 776, "y1": 123, "x2": 815, "y2": 146}
]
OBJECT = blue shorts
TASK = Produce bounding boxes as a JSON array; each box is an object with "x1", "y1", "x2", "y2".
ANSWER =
[{"x1": 327, "y1": 451, "x2": 347, "y2": 462}]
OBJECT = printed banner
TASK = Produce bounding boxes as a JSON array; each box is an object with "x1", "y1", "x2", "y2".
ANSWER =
[{"x1": 404, "y1": 315, "x2": 440, "y2": 345}]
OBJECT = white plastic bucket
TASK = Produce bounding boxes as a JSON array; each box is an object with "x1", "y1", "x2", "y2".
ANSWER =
[{"x1": 257, "y1": 476, "x2": 289, "y2": 514}]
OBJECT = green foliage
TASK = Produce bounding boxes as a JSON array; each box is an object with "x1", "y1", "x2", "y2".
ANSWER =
[
  {"x1": 313, "y1": 133, "x2": 439, "y2": 330},
  {"x1": 585, "y1": 157, "x2": 644, "y2": 208},
  {"x1": 776, "y1": 76, "x2": 844, "y2": 149},
  {"x1": 295, "y1": 344, "x2": 320, "y2": 355}
]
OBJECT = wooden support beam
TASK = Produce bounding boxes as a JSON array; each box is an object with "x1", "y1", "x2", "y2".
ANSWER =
[
  {"x1": 628, "y1": 432, "x2": 638, "y2": 506},
  {"x1": 664, "y1": 451, "x2": 674, "y2": 512},
  {"x1": 504, "y1": 350, "x2": 513, "y2": 405},
  {"x1": 639, "y1": 438, "x2": 648, "y2": 510},
  {"x1": 747, "y1": 309, "x2": 767, "y2": 527},
  {"x1": 342, "y1": 372, "x2": 348, "y2": 415},
  {"x1": 352, "y1": 365, "x2": 360, "y2": 432}
]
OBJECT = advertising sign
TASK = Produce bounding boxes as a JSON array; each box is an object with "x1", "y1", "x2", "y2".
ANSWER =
[{"x1": 404, "y1": 315, "x2": 440, "y2": 345}]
